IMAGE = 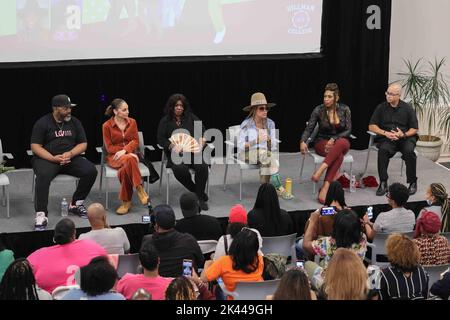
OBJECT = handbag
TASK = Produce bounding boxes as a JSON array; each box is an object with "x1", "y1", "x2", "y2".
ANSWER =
[{"x1": 137, "y1": 151, "x2": 160, "y2": 184}]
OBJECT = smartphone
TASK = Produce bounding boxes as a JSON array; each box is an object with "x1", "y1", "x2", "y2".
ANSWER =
[
  {"x1": 296, "y1": 260, "x2": 305, "y2": 269},
  {"x1": 320, "y1": 206, "x2": 336, "y2": 216},
  {"x1": 367, "y1": 206, "x2": 373, "y2": 220},
  {"x1": 142, "y1": 215, "x2": 150, "y2": 223},
  {"x1": 182, "y1": 259, "x2": 193, "y2": 277}
]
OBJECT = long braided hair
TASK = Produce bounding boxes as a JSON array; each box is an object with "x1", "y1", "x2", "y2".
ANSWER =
[
  {"x1": 430, "y1": 183, "x2": 450, "y2": 232},
  {"x1": 0, "y1": 258, "x2": 39, "y2": 300}
]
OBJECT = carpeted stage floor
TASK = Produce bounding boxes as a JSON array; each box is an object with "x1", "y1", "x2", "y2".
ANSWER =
[{"x1": 1, "y1": 151, "x2": 449, "y2": 257}]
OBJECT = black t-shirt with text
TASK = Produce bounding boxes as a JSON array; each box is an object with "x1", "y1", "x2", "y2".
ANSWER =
[{"x1": 30, "y1": 114, "x2": 87, "y2": 155}]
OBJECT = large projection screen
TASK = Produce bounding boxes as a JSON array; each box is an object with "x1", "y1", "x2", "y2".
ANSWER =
[{"x1": 0, "y1": 0, "x2": 323, "y2": 63}]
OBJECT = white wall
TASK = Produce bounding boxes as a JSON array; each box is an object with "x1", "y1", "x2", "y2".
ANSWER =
[{"x1": 390, "y1": 0, "x2": 450, "y2": 158}]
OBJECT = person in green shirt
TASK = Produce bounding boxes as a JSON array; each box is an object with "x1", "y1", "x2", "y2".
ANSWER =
[{"x1": 0, "y1": 239, "x2": 14, "y2": 282}]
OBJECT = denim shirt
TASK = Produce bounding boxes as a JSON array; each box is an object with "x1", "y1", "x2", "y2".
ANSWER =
[{"x1": 238, "y1": 117, "x2": 277, "y2": 152}]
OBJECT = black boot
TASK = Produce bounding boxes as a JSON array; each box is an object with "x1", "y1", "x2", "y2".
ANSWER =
[
  {"x1": 376, "y1": 181, "x2": 388, "y2": 196},
  {"x1": 408, "y1": 182, "x2": 417, "y2": 195}
]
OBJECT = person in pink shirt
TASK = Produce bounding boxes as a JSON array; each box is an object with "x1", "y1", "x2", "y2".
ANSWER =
[
  {"x1": 116, "y1": 240, "x2": 172, "y2": 300},
  {"x1": 27, "y1": 218, "x2": 107, "y2": 294}
]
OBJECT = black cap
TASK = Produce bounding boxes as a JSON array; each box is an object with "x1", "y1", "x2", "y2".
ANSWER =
[
  {"x1": 154, "y1": 204, "x2": 176, "y2": 230},
  {"x1": 180, "y1": 192, "x2": 200, "y2": 218},
  {"x1": 52, "y1": 94, "x2": 77, "y2": 108}
]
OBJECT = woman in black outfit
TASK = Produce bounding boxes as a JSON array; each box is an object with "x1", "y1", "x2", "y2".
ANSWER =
[
  {"x1": 157, "y1": 94, "x2": 209, "y2": 210},
  {"x1": 247, "y1": 183, "x2": 294, "y2": 236}
]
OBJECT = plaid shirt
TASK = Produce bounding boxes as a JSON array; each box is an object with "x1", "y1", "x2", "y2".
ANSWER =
[{"x1": 413, "y1": 234, "x2": 450, "y2": 266}]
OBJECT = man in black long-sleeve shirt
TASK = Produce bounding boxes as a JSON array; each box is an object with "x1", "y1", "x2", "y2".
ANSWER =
[{"x1": 142, "y1": 204, "x2": 204, "y2": 278}]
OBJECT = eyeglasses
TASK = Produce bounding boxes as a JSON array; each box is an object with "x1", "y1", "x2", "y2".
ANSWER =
[
  {"x1": 385, "y1": 91, "x2": 400, "y2": 97},
  {"x1": 257, "y1": 106, "x2": 269, "y2": 111}
]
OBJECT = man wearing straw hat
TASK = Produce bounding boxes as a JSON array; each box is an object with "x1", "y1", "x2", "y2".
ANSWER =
[{"x1": 238, "y1": 92, "x2": 293, "y2": 200}]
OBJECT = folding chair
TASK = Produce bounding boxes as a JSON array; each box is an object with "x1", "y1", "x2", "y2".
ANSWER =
[
  {"x1": 366, "y1": 231, "x2": 415, "y2": 267},
  {"x1": 218, "y1": 278, "x2": 281, "y2": 300},
  {"x1": 423, "y1": 264, "x2": 450, "y2": 288},
  {"x1": 96, "y1": 132, "x2": 154, "y2": 209},
  {"x1": 261, "y1": 233, "x2": 298, "y2": 265},
  {"x1": 0, "y1": 139, "x2": 13, "y2": 218},
  {"x1": 157, "y1": 143, "x2": 211, "y2": 204},
  {"x1": 299, "y1": 124, "x2": 355, "y2": 195}
]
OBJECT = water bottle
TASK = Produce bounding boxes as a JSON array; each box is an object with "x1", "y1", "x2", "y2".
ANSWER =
[
  {"x1": 61, "y1": 198, "x2": 69, "y2": 217},
  {"x1": 350, "y1": 175, "x2": 356, "y2": 193}
]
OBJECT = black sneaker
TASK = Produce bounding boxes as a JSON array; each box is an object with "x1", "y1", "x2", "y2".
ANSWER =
[
  {"x1": 34, "y1": 212, "x2": 48, "y2": 231},
  {"x1": 69, "y1": 204, "x2": 88, "y2": 219}
]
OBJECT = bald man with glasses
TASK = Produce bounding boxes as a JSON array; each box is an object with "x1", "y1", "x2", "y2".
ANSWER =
[{"x1": 369, "y1": 83, "x2": 419, "y2": 196}]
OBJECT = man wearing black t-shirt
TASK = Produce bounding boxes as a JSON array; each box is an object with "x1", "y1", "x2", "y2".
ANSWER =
[
  {"x1": 369, "y1": 83, "x2": 419, "y2": 197},
  {"x1": 30, "y1": 94, "x2": 97, "y2": 230}
]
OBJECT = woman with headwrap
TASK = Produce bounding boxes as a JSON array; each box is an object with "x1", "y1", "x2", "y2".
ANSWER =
[{"x1": 417, "y1": 183, "x2": 450, "y2": 232}]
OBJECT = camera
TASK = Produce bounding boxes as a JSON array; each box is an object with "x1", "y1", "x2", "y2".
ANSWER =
[
  {"x1": 320, "y1": 206, "x2": 336, "y2": 216},
  {"x1": 142, "y1": 215, "x2": 150, "y2": 223},
  {"x1": 182, "y1": 259, "x2": 193, "y2": 277}
]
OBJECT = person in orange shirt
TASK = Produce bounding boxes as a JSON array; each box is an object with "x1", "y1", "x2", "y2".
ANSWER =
[
  {"x1": 200, "y1": 228, "x2": 264, "y2": 299},
  {"x1": 102, "y1": 98, "x2": 149, "y2": 214}
]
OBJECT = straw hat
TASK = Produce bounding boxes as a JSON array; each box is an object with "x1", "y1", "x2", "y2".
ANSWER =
[{"x1": 242, "y1": 92, "x2": 276, "y2": 112}]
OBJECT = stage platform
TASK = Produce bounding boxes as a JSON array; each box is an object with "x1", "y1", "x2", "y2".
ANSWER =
[{"x1": 1, "y1": 150, "x2": 449, "y2": 234}]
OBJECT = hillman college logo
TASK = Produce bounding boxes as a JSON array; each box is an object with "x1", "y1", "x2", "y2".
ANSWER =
[{"x1": 287, "y1": 3, "x2": 314, "y2": 35}]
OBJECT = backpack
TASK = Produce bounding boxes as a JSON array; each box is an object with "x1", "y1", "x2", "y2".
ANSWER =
[{"x1": 262, "y1": 253, "x2": 287, "y2": 280}]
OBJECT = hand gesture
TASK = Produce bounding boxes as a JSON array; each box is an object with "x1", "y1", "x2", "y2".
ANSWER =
[
  {"x1": 300, "y1": 142, "x2": 309, "y2": 155},
  {"x1": 113, "y1": 149, "x2": 126, "y2": 161},
  {"x1": 392, "y1": 127, "x2": 405, "y2": 139},
  {"x1": 385, "y1": 131, "x2": 399, "y2": 141}
]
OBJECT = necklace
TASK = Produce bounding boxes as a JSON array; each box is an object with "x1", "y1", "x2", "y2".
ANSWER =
[{"x1": 56, "y1": 121, "x2": 64, "y2": 131}]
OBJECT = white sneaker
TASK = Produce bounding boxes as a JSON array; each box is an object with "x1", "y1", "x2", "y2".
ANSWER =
[
  {"x1": 35, "y1": 212, "x2": 48, "y2": 231},
  {"x1": 213, "y1": 27, "x2": 226, "y2": 44}
]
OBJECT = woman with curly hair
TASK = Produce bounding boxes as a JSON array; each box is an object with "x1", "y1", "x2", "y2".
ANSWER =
[{"x1": 379, "y1": 233, "x2": 429, "y2": 300}]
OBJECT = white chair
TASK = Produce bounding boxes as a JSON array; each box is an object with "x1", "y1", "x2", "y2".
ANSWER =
[
  {"x1": 197, "y1": 240, "x2": 218, "y2": 255},
  {"x1": 424, "y1": 264, "x2": 450, "y2": 288},
  {"x1": 157, "y1": 144, "x2": 211, "y2": 204},
  {"x1": 52, "y1": 285, "x2": 80, "y2": 300},
  {"x1": 362, "y1": 131, "x2": 418, "y2": 178},
  {"x1": 223, "y1": 125, "x2": 280, "y2": 201},
  {"x1": 27, "y1": 150, "x2": 79, "y2": 203},
  {"x1": 299, "y1": 124, "x2": 354, "y2": 195},
  {"x1": 261, "y1": 233, "x2": 298, "y2": 265},
  {"x1": 116, "y1": 253, "x2": 142, "y2": 278},
  {"x1": 0, "y1": 139, "x2": 13, "y2": 218},
  {"x1": 366, "y1": 231, "x2": 415, "y2": 267},
  {"x1": 96, "y1": 132, "x2": 154, "y2": 209},
  {"x1": 218, "y1": 278, "x2": 281, "y2": 300}
]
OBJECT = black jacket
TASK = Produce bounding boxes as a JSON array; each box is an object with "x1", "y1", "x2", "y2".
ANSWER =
[
  {"x1": 142, "y1": 229, "x2": 204, "y2": 278},
  {"x1": 175, "y1": 214, "x2": 223, "y2": 241}
]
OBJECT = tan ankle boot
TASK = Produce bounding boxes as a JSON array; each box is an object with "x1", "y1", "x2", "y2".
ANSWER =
[
  {"x1": 136, "y1": 185, "x2": 149, "y2": 205},
  {"x1": 116, "y1": 201, "x2": 132, "y2": 215}
]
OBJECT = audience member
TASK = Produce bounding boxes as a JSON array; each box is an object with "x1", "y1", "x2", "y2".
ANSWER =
[
  {"x1": 175, "y1": 192, "x2": 223, "y2": 241},
  {"x1": 413, "y1": 211, "x2": 450, "y2": 265},
  {"x1": 0, "y1": 258, "x2": 51, "y2": 300},
  {"x1": 117, "y1": 240, "x2": 172, "y2": 300},
  {"x1": 363, "y1": 182, "x2": 415, "y2": 240},
  {"x1": 61, "y1": 256, "x2": 125, "y2": 300},
  {"x1": 142, "y1": 205, "x2": 204, "y2": 277},
  {"x1": 78, "y1": 203, "x2": 130, "y2": 254},
  {"x1": 201, "y1": 228, "x2": 264, "y2": 299},
  {"x1": 0, "y1": 239, "x2": 14, "y2": 283},
  {"x1": 269, "y1": 268, "x2": 316, "y2": 300},
  {"x1": 298, "y1": 181, "x2": 349, "y2": 259},
  {"x1": 27, "y1": 218, "x2": 107, "y2": 293},
  {"x1": 213, "y1": 204, "x2": 262, "y2": 261},
  {"x1": 418, "y1": 183, "x2": 450, "y2": 232},
  {"x1": 303, "y1": 209, "x2": 367, "y2": 268},
  {"x1": 318, "y1": 248, "x2": 369, "y2": 300},
  {"x1": 248, "y1": 183, "x2": 294, "y2": 236},
  {"x1": 379, "y1": 234, "x2": 429, "y2": 300},
  {"x1": 430, "y1": 268, "x2": 450, "y2": 300},
  {"x1": 165, "y1": 273, "x2": 215, "y2": 300}
]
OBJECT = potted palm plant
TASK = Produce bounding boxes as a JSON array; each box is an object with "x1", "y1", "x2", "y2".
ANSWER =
[{"x1": 397, "y1": 57, "x2": 450, "y2": 162}]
